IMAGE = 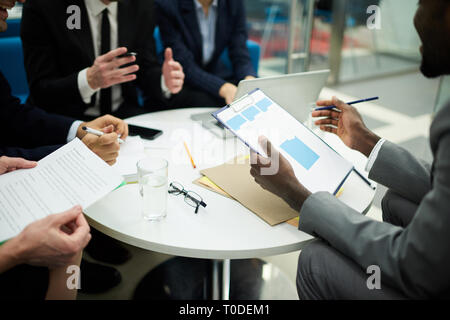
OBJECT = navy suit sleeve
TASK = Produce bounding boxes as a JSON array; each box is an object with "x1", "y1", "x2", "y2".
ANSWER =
[
  {"x1": 228, "y1": 1, "x2": 256, "y2": 81},
  {"x1": 0, "y1": 145, "x2": 62, "y2": 161},
  {"x1": 0, "y1": 72, "x2": 75, "y2": 159},
  {"x1": 21, "y1": 0, "x2": 88, "y2": 116},
  {"x1": 156, "y1": 1, "x2": 226, "y2": 97}
]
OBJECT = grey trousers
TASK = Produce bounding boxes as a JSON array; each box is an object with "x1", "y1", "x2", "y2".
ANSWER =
[{"x1": 296, "y1": 190, "x2": 417, "y2": 300}]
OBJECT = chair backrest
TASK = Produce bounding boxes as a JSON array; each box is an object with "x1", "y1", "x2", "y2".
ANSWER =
[
  {"x1": 153, "y1": 26, "x2": 260, "y2": 75},
  {"x1": 0, "y1": 19, "x2": 21, "y2": 38},
  {"x1": 0, "y1": 37, "x2": 29, "y2": 103}
]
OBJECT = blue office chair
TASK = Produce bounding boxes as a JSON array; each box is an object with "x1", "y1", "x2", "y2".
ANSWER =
[
  {"x1": 0, "y1": 18, "x2": 21, "y2": 38},
  {"x1": 0, "y1": 37, "x2": 29, "y2": 103}
]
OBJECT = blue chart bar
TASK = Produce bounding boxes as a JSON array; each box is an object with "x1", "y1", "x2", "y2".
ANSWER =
[
  {"x1": 255, "y1": 98, "x2": 272, "y2": 112},
  {"x1": 242, "y1": 106, "x2": 261, "y2": 121},
  {"x1": 226, "y1": 114, "x2": 247, "y2": 131},
  {"x1": 280, "y1": 137, "x2": 320, "y2": 170}
]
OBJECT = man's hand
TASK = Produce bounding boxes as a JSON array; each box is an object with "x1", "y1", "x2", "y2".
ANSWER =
[
  {"x1": 313, "y1": 96, "x2": 381, "y2": 157},
  {"x1": 87, "y1": 47, "x2": 139, "y2": 91},
  {"x1": 250, "y1": 137, "x2": 311, "y2": 212},
  {"x1": 162, "y1": 48, "x2": 184, "y2": 94},
  {"x1": 0, "y1": 0, "x2": 26, "y2": 32},
  {"x1": 81, "y1": 126, "x2": 120, "y2": 165},
  {"x1": 219, "y1": 83, "x2": 238, "y2": 105},
  {"x1": 77, "y1": 114, "x2": 129, "y2": 141},
  {"x1": 0, "y1": 156, "x2": 37, "y2": 174},
  {"x1": 12, "y1": 206, "x2": 91, "y2": 269},
  {"x1": 0, "y1": 0, "x2": 25, "y2": 8}
]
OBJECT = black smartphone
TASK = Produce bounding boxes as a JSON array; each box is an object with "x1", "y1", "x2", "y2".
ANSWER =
[{"x1": 128, "y1": 124, "x2": 163, "y2": 140}]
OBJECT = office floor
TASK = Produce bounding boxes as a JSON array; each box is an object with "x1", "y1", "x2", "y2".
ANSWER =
[{"x1": 78, "y1": 71, "x2": 440, "y2": 300}]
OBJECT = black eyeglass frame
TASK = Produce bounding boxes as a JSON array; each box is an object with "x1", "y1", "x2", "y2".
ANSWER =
[{"x1": 168, "y1": 182, "x2": 207, "y2": 214}]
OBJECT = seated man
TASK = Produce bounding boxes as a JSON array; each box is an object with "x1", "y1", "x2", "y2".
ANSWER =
[
  {"x1": 1, "y1": 0, "x2": 128, "y2": 297},
  {"x1": 156, "y1": 0, "x2": 257, "y2": 107},
  {"x1": 21, "y1": 0, "x2": 185, "y2": 120},
  {"x1": 250, "y1": 0, "x2": 450, "y2": 299}
]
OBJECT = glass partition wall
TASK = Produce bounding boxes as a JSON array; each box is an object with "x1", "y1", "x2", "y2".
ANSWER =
[{"x1": 246, "y1": 0, "x2": 423, "y2": 84}]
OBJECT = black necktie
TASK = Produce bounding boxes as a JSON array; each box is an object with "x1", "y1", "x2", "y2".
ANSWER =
[{"x1": 100, "y1": 9, "x2": 112, "y2": 115}]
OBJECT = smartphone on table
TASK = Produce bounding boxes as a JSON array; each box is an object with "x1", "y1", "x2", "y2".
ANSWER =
[{"x1": 128, "y1": 124, "x2": 163, "y2": 141}]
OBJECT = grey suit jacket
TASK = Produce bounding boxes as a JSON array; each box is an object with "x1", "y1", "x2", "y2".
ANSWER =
[{"x1": 298, "y1": 101, "x2": 450, "y2": 299}]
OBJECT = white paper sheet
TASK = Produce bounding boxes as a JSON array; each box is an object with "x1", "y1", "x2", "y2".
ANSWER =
[{"x1": 0, "y1": 138, "x2": 123, "y2": 242}]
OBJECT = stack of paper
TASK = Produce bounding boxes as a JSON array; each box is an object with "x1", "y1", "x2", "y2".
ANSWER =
[
  {"x1": 198, "y1": 156, "x2": 300, "y2": 226},
  {"x1": 196, "y1": 155, "x2": 345, "y2": 227}
]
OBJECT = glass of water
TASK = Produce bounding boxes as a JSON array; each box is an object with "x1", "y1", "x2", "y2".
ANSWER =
[{"x1": 137, "y1": 157, "x2": 168, "y2": 221}]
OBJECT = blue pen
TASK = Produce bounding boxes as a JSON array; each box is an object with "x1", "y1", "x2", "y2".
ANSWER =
[{"x1": 315, "y1": 97, "x2": 379, "y2": 111}]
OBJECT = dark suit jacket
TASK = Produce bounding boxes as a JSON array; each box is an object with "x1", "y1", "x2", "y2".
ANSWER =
[
  {"x1": 0, "y1": 72, "x2": 74, "y2": 161},
  {"x1": 299, "y1": 100, "x2": 450, "y2": 299},
  {"x1": 155, "y1": 0, "x2": 256, "y2": 97},
  {"x1": 21, "y1": 0, "x2": 163, "y2": 119}
]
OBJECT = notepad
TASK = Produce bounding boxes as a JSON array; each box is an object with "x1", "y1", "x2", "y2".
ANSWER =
[
  {"x1": 0, "y1": 138, "x2": 124, "y2": 243},
  {"x1": 212, "y1": 89, "x2": 353, "y2": 195}
]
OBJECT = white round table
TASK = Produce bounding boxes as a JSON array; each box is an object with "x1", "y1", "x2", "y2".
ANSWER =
[{"x1": 84, "y1": 108, "x2": 377, "y2": 300}]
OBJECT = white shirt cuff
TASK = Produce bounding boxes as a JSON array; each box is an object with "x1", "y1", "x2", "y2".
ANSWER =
[
  {"x1": 161, "y1": 75, "x2": 172, "y2": 99},
  {"x1": 78, "y1": 68, "x2": 99, "y2": 104},
  {"x1": 365, "y1": 138, "x2": 386, "y2": 172},
  {"x1": 67, "y1": 121, "x2": 83, "y2": 143}
]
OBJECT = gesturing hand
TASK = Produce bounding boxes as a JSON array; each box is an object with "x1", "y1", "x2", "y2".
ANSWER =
[
  {"x1": 87, "y1": 47, "x2": 139, "y2": 90},
  {"x1": 162, "y1": 48, "x2": 184, "y2": 94},
  {"x1": 0, "y1": 156, "x2": 37, "y2": 175},
  {"x1": 313, "y1": 96, "x2": 381, "y2": 157},
  {"x1": 250, "y1": 137, "x2": 311, "y2": 212}
]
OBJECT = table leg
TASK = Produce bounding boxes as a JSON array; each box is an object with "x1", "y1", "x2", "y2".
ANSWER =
[
  {"x1": 222, "y1": 259, "x2": 231, "y2": 300},
  {"x1": 212, "y1": 260, "x2": 220, "y2": 300}
]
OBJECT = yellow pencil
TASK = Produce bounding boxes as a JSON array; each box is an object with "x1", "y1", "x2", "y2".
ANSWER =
[{"x1": 183, "y1": 141, "x2": 196, "y2": 169}]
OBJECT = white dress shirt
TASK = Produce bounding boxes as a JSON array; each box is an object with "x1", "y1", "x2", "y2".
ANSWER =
[
  {"x1": 194, "y1": 0, "x2": 218, "y2": 65},
  {"x1": 78, "y1": 0, "x2": 169, "y2": 117},
  {"x1": 365, "y1": 138, "x2": 386, "y2": 172}
]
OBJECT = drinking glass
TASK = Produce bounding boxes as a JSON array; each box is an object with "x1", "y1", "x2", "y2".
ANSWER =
[{"x1": 137, "y1": 157, "x2": 168, "y2": 221}]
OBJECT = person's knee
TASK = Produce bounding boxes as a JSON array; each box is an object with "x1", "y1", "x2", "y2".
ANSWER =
[
  {"x1": 296, "y1": 240, "x2": 328, "y2": 300},
  {"x1": 381, "y1": 189, "x2": 397, "y2": 223}
]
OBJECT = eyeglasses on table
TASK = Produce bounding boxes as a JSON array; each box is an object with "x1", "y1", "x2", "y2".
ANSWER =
[{"x1": 168, "y1": 182, "x2": 207, "y2": 214}]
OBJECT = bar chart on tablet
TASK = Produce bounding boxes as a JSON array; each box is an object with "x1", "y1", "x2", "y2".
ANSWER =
[{"x1": 214, "y1": 89, "x2": 354, "y2": 194}]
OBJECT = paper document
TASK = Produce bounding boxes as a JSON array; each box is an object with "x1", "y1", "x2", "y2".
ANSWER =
[
  {"x1": 0, "y1": 138, "x2": 123, "y2": 243},
  {"x1": 112, "y1": 136, "x2": 146, "y2": 182},
  {"x1": 201, "y1": 156, "x2": 299, "y2": 226},
  {"x1": 212, "y1": 89, "x2": 354, "y2": 195}
]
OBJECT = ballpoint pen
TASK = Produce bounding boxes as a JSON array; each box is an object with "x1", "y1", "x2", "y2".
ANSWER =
[
  {"x1": 315, "y1": 97, "x2": 379, "y2": 111},
  {"x1": 82, "y1": 126, "x2": 125, "y2": 144}
]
